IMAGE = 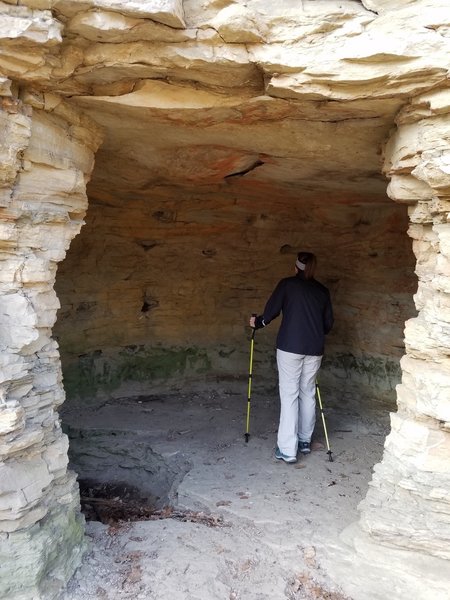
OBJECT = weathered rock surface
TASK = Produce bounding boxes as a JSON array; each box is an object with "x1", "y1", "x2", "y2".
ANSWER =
[
  {"x1": 53, "y1": 182, "x2": 415, "y2": 408},
  {"x1": 355, "y1": 92, "x2": 450, "y2": 563},
  {"x1": 0, "y1": 1, "x2": 449, "y2": 599},
  {"x1": 0, "y1": 96, "x2": 101, "y2": 598}
]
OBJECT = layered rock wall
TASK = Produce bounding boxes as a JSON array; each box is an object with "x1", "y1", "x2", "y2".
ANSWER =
[
  {"x1": 321, "y1": 88, "x2": 450, "y2": 600},
  {"x1": 0, "y1": 95, "x2": 101, "y2": 598},
  {"x1": 53, "y1": 184, "x2": 415, "y2": 406},
  {"x1": 356, "y1": 90, "x2": 450, "y2": 559}
]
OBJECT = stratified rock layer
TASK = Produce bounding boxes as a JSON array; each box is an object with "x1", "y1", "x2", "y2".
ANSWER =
[
  {"x1": 53, "y1": 183, "x2": 415, "y2": 407},
  {"x1": 323, "y1": 88, "x2": 450, "y2": 600},
  {"x1": 359, "y1": 90, "x2": 450, "y2": 557},
  {"x1": 0, "y1": 96, "x2": 101, "y2": 598}
]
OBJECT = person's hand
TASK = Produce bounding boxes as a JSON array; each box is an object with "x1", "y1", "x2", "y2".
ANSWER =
[{"x1": 249, "y1": 315, "x2": 256, "y2": 328}]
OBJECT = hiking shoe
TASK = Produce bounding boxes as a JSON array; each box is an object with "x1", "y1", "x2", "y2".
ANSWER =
[
  {"x1": 298, "y1": 441, "x2": 311, "y2": 454},
  {"x1": 275, "y1": 447, "x2": 297, "y2": 464}
]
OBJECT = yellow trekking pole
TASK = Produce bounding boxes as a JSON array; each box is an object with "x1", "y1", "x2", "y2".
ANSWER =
[
  {"x1": 245, "y1": 317, "x2": 256, "y2": 443},
  {"x1": 315, "y1": 381, "x2": 333, "y2": 462}
]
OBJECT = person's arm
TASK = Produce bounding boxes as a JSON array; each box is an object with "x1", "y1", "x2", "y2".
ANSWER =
[
  {"x1": 253, "y1": 280, "x2": 285, "y2": 329},
  {"x1": 324, "y1": 290, "x2": 334, "y2": 334}
]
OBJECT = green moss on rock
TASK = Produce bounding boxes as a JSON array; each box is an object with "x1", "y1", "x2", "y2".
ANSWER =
[
  {"x1": 322, "y1": 352, "x2": 401, "y2": 390},
  {"x1": 62, "y1": 345, "x2": 212, "y2": 399},
  {"x1": 0, "y1": 484, "x2": 85, "y2": 600}
]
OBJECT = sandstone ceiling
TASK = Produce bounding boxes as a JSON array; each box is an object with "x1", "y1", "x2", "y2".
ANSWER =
[{"x1": 2, "y1": 0, "x2": 450, "y2": 202}]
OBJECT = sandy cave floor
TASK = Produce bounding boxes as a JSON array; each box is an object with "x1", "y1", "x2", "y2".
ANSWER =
[{"x1": 60, "y1": 386, "x2": 390, "y2": 600}]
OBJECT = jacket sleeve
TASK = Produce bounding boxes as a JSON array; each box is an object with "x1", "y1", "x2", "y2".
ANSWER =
[
  {"x1": 253, "y1": 280, "x2": 285, "y2": 329},
  {"x1": 323, "y1": 290, "x2": 334, "y2": 334},
  {"x1": 260, "y1": 280, "x2": 285, "y2": 327}
]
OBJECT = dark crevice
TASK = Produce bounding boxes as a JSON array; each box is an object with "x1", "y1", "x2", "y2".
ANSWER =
[
  {"x1": 137, "y1": 240, "x2": 159, "y2": 251},
  {"x1": 141, "y1": 295, "x2": 159, "y2": 313},
  {"x1": 359, "y1": 1, "x2": 379, "y2": 15},
  {"x1": 224, "y1": 159, "x2": 264, "y2": 179}
]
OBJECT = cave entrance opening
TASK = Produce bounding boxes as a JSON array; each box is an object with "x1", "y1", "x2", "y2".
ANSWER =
[{"x1": 52, "y1": 126, "x2": 417, "y2": 525}]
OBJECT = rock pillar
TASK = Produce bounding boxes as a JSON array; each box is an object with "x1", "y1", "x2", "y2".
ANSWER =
[
  {"x1": 359, "y1": 89, "x2": 450, "y2": 559},
  {"x1": 331, "y1": 90, "x2": 450, "y2": 599},
  {"x1": 0, "y1": 93, "x2": 101, "y2": 599}
]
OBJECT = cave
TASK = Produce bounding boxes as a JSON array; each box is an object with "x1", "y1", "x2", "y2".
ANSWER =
[{"x1": 1, "y1": 1, "x2": 449, "y2": 599}]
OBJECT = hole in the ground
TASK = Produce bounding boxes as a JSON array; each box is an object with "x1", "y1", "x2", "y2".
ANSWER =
[
  {"x1": 65, "y1": 427, "x2": 194, "y2": 524},
  {"x1": 79, "y1": 479, "x2": 158, "y2": 523},
  {"x1": 79, "y1": 478, "x2": 226, "y2": 527}
]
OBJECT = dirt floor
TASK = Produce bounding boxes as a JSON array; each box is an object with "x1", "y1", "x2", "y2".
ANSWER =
[{"x1": 60, "y1": 385, "x2": 390, "y2": 600}]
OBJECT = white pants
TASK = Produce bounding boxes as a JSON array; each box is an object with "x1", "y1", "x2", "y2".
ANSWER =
[{"x1": 276, "y1": 349, "x2": 322, "y2": 457}]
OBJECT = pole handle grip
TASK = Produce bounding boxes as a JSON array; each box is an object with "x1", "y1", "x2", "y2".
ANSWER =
[{"x1": 250, "y1": 313, "x2": 257, "y2": 337}]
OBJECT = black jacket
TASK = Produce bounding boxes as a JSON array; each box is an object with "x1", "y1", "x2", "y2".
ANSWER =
[{"x1": 256, "y1": 274, "x2": 333, "y2": 356}]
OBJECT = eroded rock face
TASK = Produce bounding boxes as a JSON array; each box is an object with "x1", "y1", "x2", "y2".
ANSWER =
[
  {"x1": 322, "y1": 88, "x2": 450, "y2": 600},
  {"x1": 0, "y1": 97, "x2": 101, "y2": 597},
  {"x1": 0, "y1": 1, "x2": 449, "y2": 598},
  {"x1": 53, "y1": 183, "x2": 415, "y2": 407},
  {"x1": 358, "y1": 91, "x2": 450, "y2": 557}
]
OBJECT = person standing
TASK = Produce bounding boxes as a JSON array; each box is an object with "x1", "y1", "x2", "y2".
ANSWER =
[{"x1": 250, "y1": 252, "x2": 333, "y2": 464}]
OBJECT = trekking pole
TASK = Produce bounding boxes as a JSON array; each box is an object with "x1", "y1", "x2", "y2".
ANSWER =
[
  {"x1": 245, "y1": 316, "x2": 257, "y2": 443},
  {"x1": 315, "y1": 381, "x2": 333, "y2": 462}
]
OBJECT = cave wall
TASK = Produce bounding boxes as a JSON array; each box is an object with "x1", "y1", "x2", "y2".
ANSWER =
[
  {"x1": 53, "y1": 184, "x2": 415, "y2": 406},
  {"x1": 321, "y1": 87, "x2": 450, "y2": 600},
  {"x1": 358, "y1": 89, "x2": 450, "y2": 559},
  {"x1": 0, "y1": 97, "x2": 101, "y2": 599}
]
